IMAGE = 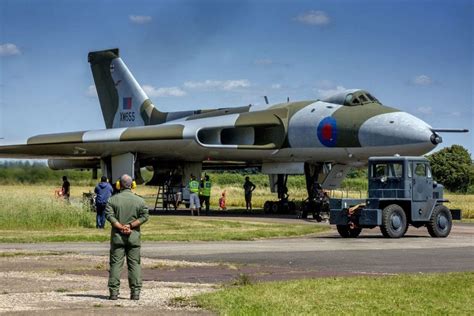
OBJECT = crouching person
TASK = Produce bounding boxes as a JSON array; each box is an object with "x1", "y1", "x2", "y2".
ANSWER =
[{"x1": 105, "y1": 174, "x2": 149, "y2": 300}]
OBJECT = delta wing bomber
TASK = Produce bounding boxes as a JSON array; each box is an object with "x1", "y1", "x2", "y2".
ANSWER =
[{"x1": 0, "y1": 48, "x2": 468, "y2": 209}]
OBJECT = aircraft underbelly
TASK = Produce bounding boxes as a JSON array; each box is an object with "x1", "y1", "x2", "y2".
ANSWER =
[{"x1": 0, "y1": 136, "x2": 432, "y2": 165}]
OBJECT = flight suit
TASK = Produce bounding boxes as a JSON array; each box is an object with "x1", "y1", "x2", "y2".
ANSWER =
[{"x1": 105, "y1": 189, "x2": 149, "y2": 296}]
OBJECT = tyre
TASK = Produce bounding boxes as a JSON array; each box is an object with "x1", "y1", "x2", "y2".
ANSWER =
[
  {"x1": 427, "y1": 205, "x2": 452, "y2": 238},
  {"x1": 263, "y1": 201, "x2": 272, "y2": 214},
  {"x1": 288, "y1": 201, "x2": 296, "y2": 213},
  {"x1": 271, "y1": 202, "x2": 280, "y2": 213},
  {"x1": 313, "y1": 213, "x2": 323, "y2": 222},
  {"x1": 336, "y1": 225, "x2": 362, "y2": 238},
  {"x1": 380, "y1": 204, "x2": 407, "y2": 238}
]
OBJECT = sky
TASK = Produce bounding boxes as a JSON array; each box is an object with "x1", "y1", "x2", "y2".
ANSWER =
[{"x1": 0, "y1": 0, "x2": 472, "y2": 156}]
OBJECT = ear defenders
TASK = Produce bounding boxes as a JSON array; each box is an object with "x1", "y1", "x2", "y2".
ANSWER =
[{"x1": 115, "y1": 179, "x2": 137, "y2": 190}]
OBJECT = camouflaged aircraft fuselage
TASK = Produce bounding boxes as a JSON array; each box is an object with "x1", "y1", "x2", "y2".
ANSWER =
[{"x1": 0, "y1": 48, "x2": 440, "y2": 168}]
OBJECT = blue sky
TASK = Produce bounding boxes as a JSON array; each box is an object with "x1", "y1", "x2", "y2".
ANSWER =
[{"x1": 0, "y1": 0, "x2": 472, "y2": 155}]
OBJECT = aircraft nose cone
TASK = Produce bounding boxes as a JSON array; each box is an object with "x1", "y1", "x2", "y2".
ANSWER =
[{"x1": 359, "y1": 111, "x2": 437, "y2": 152}]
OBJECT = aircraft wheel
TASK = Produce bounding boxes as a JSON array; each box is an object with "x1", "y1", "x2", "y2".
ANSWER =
[
  {"x1": 271, "y1": 202, "x2": 280, "y2": 213},
  {"x1": 427, "y1": 205, "x2": 452, "y2": 238},
  {"x1": 336, "y1": 225, "x2": 362, "y2": 238},
  {"x1": 263, "y1": 201, "x2": 272, "y2": 214},
  {"x1": 288, "y1": 201, "x2": 296, "y2": 213},
  {"x1": 380, "y1": 204, "x2": 407, "y2": 238},
  {"x1": 185, "y1": 203, "x2": 190, "y2": 209},
  {"x1": 300, "y1": 208, "x2": 308, "y2": 219}
]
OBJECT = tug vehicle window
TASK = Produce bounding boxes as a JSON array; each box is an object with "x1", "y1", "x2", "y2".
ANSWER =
[
  {"x1": 371, "y1": 162, "x2": 403, "y2": 178},
  {"x1": 414, "y1": 163, "x2": 426, "y2": 177}
]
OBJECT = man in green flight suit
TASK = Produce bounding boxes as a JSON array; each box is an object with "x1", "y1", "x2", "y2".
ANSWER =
[{"x1": 105, "y1": 174, "x2": 149, "y2": 301}]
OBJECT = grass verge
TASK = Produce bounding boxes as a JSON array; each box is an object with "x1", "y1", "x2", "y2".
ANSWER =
[
  {"x1": 0, "y1": 216, "x2": 328, "y2": 243},
  {"x1": 195, "y1": 272, "x2": 474, "y2": 315}
]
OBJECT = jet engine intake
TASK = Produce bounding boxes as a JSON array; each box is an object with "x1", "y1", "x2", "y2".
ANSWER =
[{"x1": 197, "y1": 124, "x2": 285, "y2": 149}]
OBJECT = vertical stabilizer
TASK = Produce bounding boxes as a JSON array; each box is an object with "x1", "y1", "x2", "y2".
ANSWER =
[{"x1": 88, "y1": 48, "x2": 166, "y2": 128}]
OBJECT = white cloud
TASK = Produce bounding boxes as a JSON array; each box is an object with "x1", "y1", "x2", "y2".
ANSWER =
[
  {"x1": 316, "y1": 85, "x2": 347, "y2": 99},
  {"x1": 85, "y1": 85, "x2": 98, "y2": 98},
  {"x1": 254, "y1": 59, "x2": 273, "y2": 65},
  {"x1": 129, "y1": 15, "x2": 152, "y2": 24},
  {"x1": 271, "y1": 84, "x2": 282, "y2": 89},
  {"x1": 0, "y1": 43, "x2": 21, "y2": 56},
  {"x1": 412, "y1": 75, "x2": 433, "y2": 86},
  {"x1": 417, "y1": 106, "x2": 433, "y2": 115},
  {"x1": 295, "y1": 10, "x2": 330, "y2": 26},
  {"x1": 142, "y1": 85, "x2": 186, "y2": 97},
  {"x1": 450, "y1": 111, "x2": 461, "y2": 117},
  {"x1": 184, "y1": 79, "x2": 251, "y2": 91}
]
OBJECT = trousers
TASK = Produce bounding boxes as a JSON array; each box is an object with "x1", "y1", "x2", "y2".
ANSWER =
[
  {"x1": 108, "y1": 230, "x2": 142, "y2": 295},
  {"x1": 96, "y1": 204, "x2": 106, "y2": 228}
]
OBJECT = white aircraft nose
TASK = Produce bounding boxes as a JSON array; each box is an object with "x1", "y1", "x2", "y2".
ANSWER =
[{"x1": 359, "y1": 111, "x2": 438, "y2": 151}]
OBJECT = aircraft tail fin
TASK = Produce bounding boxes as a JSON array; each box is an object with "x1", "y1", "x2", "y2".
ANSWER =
[{"x1": 88, "y1": 48, "x2": 166, "y2": 128}]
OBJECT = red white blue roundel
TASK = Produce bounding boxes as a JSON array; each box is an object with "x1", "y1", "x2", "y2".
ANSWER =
[{"x1": 317, "y1": 117, "x2": 337, "y2": 147}]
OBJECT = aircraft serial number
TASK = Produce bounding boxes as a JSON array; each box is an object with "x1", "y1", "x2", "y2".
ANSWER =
[{"x1": 120, "y1": 111, "x2": 135, "y2": 122}]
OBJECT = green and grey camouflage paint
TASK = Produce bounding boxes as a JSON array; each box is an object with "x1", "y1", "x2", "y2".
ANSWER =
[{"x1": 0, "y1": 48, "x2": 441, "y2": 166}]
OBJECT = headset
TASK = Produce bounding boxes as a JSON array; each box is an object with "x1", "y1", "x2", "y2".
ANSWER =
[{"x1": 115, "y1": 179, "x2": 137, "y2": 190}]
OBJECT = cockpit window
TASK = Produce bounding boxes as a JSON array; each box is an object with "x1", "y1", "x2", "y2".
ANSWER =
[
  {"x1": 323, "y1": 90, "x2": 382, "y2": 106},
  {"x1": 359, "y1": 94, "x2": 368, "y2": 102},
  {"x1": 344, "y1": 94, "x2": 353, "y2": 104},
  {"x1": 366, "y1": 93, "x2": 380, "y2": 103}
]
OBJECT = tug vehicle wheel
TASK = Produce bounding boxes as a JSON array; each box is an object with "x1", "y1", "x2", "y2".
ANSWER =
[
  {"x1": 427, "y1": 205, "x2": 452, "y2": 238},
  {"x1": 380, "y1": 204, "x2": 407, "y2": 238},
  {"x1": 336, "y1": 225, "x2": 362, "y2": 238}
]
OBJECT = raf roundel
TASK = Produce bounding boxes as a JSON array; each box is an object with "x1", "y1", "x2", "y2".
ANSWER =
[{"x1": 317, "y1": 117, "x2": 338, "y2": 147}]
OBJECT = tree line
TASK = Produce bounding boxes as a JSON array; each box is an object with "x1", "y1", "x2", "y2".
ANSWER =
[{"x1": 0, "y1": 145, "x2": 472, "y2": 193}]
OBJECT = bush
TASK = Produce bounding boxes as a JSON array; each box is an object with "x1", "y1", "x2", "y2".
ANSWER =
[{"x1": 427, "y1": 145, "x2": 472, "y2": 193}]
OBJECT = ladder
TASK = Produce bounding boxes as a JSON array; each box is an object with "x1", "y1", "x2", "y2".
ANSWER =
[
  {"x1": 154, "y1": 183, "x2": 177, "y2": 211},
  {"x1": 154, "y1": 185, "x2": 165, "y2": 211}
]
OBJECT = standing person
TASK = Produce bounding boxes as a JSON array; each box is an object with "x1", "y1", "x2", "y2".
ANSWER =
[
  {"x1": 188, "y1": 175, "x2": 200, "y2": 216},
  {"x1": 200, "y1": 175, "x2": 212, "y2": 215},
  {"x1": 243, "y1": 176, "x2": 256, "y2": 212},
  {"x1": 219, "y1": 191, "x2": 227, "y2": 211},
  {"x1": 61, "y1": 176, "x2": 70, "y2": 203},
  {"x1": 105, "y1": 174, "x2": 149, "y2": 301},
  {"x1": 94, "y1": 176, "x2": 114, "y2": 229}
]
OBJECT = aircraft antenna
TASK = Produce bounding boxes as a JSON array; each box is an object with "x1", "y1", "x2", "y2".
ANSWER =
[{"x1": 264, "y1": 96, "x2": 269, "y2": 105}]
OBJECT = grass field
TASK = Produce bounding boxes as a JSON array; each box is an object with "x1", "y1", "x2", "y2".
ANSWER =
[
  {"x1": 195, "y1": 272, "x2": 474, "y2": 315},
  {"x1": 0, "y1": 185, "x2": 329, "y2": 242},
  {"x1": 0, "y1": 182, "x2": 472, "y2": 243}
]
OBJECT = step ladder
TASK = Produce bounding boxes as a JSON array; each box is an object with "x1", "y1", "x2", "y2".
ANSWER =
[{"x1": 154, "y1": 183, "x2": 177, "y2": 211}]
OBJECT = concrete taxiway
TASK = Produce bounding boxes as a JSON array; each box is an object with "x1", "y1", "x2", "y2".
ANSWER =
[{"x1": 1, "y1": 221, "x2": 472, "y2": 278}]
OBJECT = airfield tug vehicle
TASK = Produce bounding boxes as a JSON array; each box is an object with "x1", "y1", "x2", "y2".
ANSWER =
[{"x1": 329, "y1": 156, "x2": 461, "y2": 238}]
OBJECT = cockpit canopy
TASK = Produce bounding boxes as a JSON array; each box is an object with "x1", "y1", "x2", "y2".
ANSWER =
[{"x1": 323, "y1": 89, "x2": 381, "y2": 106}]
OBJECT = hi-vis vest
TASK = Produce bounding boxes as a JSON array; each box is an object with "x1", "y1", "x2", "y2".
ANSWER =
[
  {"x1": 189, "y1": 180, "x2": 200, "y2": 193},
  {"x1": 201, "y1": 181, "x2": 212, "y2": 196}
]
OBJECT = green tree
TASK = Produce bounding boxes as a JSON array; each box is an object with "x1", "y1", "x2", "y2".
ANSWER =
[{"x1": 427, "y1": 145, "x2": 472, "y2": 193}]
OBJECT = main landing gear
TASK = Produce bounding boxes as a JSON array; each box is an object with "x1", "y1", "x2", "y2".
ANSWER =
[{"x1": 263, "y1": 174, "x2": 296, "y2": 214}]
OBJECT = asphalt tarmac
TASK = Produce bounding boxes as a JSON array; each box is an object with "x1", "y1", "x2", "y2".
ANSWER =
[{"x1": 1, "y1": 220, "x2": 472, "y2": 277}]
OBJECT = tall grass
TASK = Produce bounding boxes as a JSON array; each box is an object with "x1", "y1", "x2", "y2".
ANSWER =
[{"x1": 0, "y1": 187, "x2": 95, "y2": 230}]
